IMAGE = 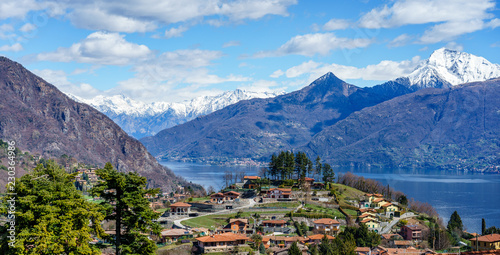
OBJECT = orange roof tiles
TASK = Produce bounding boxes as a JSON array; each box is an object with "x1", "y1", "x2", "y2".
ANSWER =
[
  {"x1": 170, "y1": 202, "x2": 191, "y2": 207},
  {"x1": 356, "y1": 247, "x2": 371, "y2": 252},
  {"x1": 304, "y1": 177, "x2": 314, "y2": 181},
  {"x1": 244, "y1": 176, "x2": 261, "y2": 180},
  {"x1": 471, "y1": 234, "x2": 500, "y2": 243},
  {"x1": 381, "y1": 203, "x2": 393, "y2": 207},
  {"x1": 262, "y1": 220, "x2": 287, "y2": 224},
  {"x1": 373, "y1": 198, "x2": 385, "y2": 203},
  {"x1": 394, "y1": 240, "x2": 412, "y2": 246},
  {"x1": 224, "y1": 191, "x2": 241, "y2": 196},
  {"x1": 313, "y1": 218, "x2": 340, "y2": 225},
  {"x1": 308, "y1": 234, "x2": 335, "y2": 240},
  {"x1": 211, "y1": 192, "x2": 224, "y2": 197},
  {"x1": 229, "y1": 218, "x2": 248, "y2": 224},
  {"x1": 196, "y1": 232, "x2": 249, "y2": 243},
  {"x1": 361, "y1": 218, "x2": 378, "y2": 223}
]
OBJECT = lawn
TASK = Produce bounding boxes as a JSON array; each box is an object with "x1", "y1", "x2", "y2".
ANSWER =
[
  {"x1": 303, "y1": 203, "x2": 345, "y2": 219},
  {"x1": 330, "y1": 183, "x2": 366, "y2": 201},
  {"x1": 256, "y1": 202, "x2": 300, "y2": 208},
  {"x1": 181, "y1": 213, "x2": 256, "y2": 230},
  {"x1": 343, "y1": 209, "x2": 359, "y2": 217},
  {"x1": 189, "y1": 196, "x2": 211, "y2": 202}
]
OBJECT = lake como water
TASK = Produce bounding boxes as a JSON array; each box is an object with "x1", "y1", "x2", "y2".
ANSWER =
[{"x1": 161, "y1": 161, "x2": 500, "y2": 233}]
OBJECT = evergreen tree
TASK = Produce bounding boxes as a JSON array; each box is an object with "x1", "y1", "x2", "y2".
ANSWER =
[
  {"x1": 322, "y1": 163, "x2": 335, "y2": 184},
  {"x1": 288, "y1": 241, "x2": 301, "y2": 255},
  {"x1": 259, "y1": 243, "x2": 266, "y2": 254},
  {"x1": 319, "y1": 236, "x2": 335, "y2": 255},
  {"x1": 0, "y1": 161, "x2": 104, "y2": 255},
  {"x1": 91, "y1": 163, "x2": 161, "y2": 255},
  {"x1": 447, "y1": 211, "x2": 463, "y2": 233},
  {"x1": 397, "y1": 195, "x2": 408, "y2": 206},
  {"x1": 309, "y1": 244, "x2": 319, "y2": 255},
  {"x1": 482, "y1": 218, "x2": 486, "y2": 235}
]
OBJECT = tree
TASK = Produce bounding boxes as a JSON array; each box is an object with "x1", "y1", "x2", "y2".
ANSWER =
[
  {"x1": 309, "y1": 244, "x2": 319, "y2": 255},
  {"x1": 447, "y1": 211, "x2": 463, "y2": 233},
  {"x1": 482, "y1": 218, "x2": 486, "y2": 235},
  {"x1": 259, "y1": 243, "x2": 266, "y2": 254},
  {"x1": 91, "y1": 163, "x2": 161, "y2": 255},
  {"x1": 288, "y1": 241, "x2": 301, "y2": 255},
  {"x1": 0, "y1": 161, "x2": 104, "y2": 255},
  {"x1": 251, "y1": 233, "x2": 262, "y2": 248},
  {"x1": 397, "y1": 195, "x2": 408, "y2": 206},
  {"x1": 322, "y1": 163, "x2": 335, "y2": 184}
]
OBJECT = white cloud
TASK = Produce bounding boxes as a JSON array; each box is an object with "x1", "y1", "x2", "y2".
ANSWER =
[
  {"x1": 0, "y1": 24, "x2": 15, "y2": 39},
  {"x1": 270, "y1": 69, "x2": 284, "y2": 78},
  {"x1": 223, "y1": 41, "x2": 241, "y2": 48},
  {"x1": 34, "y1": 69, "x2": 102, "y2": 99},
  {"x1": 106, "y1": 49, "x2": 250, "y2": 102},
  {"x1": 0, "y1": 43, "x2": 23, "y2": 52},
  {"x1": 283, "y1": 56, "x2": 422, "y2": 84},
  {"x1": 254, "y1": 32, "x2": 373, "y2": 57},
  {"x1": 323, "y1": 19, "x2": 350, "y2": 31},
  {"x1": 388, "y1": 34, "x2": 412, "y2": 48},
  {"x1": 19, "y1": 23, "x2": 36, "y2": 32},
  {"x1": 487, "y1": 18, "x2": 500, "y2": 28},
  {"x1": 164, "y1": 25, "x2": 188, "y2": 38},
  {"x1": 444, "y1": 42, "x2": 464, "y2": 51},
  {"x1": 238, "y1": 80, "x2": 280, "y2": 93},
  {"x1": 36, "y1": 31, "x2": 153, "y2": 65},
  {"x1": 358, "y1": 0, "x2": 497, "y2": 44},
  {"x1": 6, "y1": 0, "x2": 296, "y2": 33}
]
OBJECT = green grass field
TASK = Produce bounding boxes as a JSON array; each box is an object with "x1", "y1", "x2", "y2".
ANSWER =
[
  {"x1": 256, "y1": 202, "x2": 300, "y2": 208},
  {"x1": 303, "y1": 203, "x2": 345, "y2": 219}
]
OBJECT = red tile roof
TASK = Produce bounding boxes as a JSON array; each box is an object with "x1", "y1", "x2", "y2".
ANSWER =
[
  {"x1": 229, "y1": 218, "x2": 248, "y2": 224},
  {"x1": 356, "y1": 247, "x2": 371, "y2": 252},
  {"x1": 244, "y1": 176, "x2": 261, "y2": 180},
  {"x1": 196, "y1": 232, "x2": 249, "y2": 243},
  {"x1": 308, "y1": 234, "x2": 335, "y2": 240},
  {"x1": 170, "y1": 202, "x2": 191, "y2": 207},
  {"x1": 471, "y1": 234, "x2": 500, "y2": 243},
  {"x1": 224, "y1": 191, "x2": 241, "y2": 196},
  {"x1": 313, "y1": 218, "x2": 340, "y2": 225},
  {"x1": 211, "y1": 192, "x2": 224, "y2": 197}
]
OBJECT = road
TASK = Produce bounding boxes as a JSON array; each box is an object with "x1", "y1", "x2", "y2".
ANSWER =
[{"x1": 378, "y1": 212, "x2": 416, "y2": 234}]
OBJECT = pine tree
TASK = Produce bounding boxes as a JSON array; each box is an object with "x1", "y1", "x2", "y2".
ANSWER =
[
  {"x1": 259, "y1": 242, "x2": 266, "y2": 254},
  {"x1": 288, "y1": 241, "x2": 301, "y2": 255},
  {"x1": 0, "y1": 160, "x2": 104, "y2": 255},
  {"x1": 447, "y1": 211, "x2": 463, "y2": 233},
  {"x1": 91, "y1": 163, "x2": 161, "y2": 255},
  {"x1": 309, "y1": 244, "x2": 319, "y2": 255}
]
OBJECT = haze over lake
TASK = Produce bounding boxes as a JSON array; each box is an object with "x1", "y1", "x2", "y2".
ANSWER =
[{"x1": 162, "y1": 161, "x2": 500, "y2": 234}]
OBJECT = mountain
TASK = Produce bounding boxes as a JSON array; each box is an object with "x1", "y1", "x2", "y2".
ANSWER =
[
  {"x1": 72, "y1": 89, "x2": 283, "y2": 139},
  {"x1": 0, "y1": 56, "x2": 198, "y2": 192},
  {"x1": 140, "y1": 48, "x2": 500, "y2": 166},
  {"x1": 140, "y1": 72, "x2": 391, "y2": 163},
  {"x1": 305, "y1": 78, "x2": 500, "y2": 170}
]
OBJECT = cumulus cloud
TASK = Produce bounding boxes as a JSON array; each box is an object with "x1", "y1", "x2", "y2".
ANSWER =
[
  {"x1": 270, "y1": 69, "x2": 284, "y2": 78},
  {"x1": 164, "y1": 25, "x2": 188, "y2": 38},
  {"x1": 254, "y1": 32, "x2": 373, "y2": 57},
  {"x1": 0, "y1": 43, "x2": 23, "y2": 52},
  {"x1": 283, "y1": 56, "x2": 422, "y2": 84},
  {"x1": 34, "y1": 69, "x2": 102, "y2": 99},
  {"x1": 36, "y1": 31, "x2": 153, "y2": 65},
  {"x1": 323, "y1": 19, "x2": 350, "y2": 31},
  {"x1": 358, "y1": 0, "x2": 497, "y2": 44},
  {"x1": 388, "y1": 34, "x2": 413, "y2": 48},
  {"x1": 3, "y1": 0, "x2": 297, "y2": 33}
]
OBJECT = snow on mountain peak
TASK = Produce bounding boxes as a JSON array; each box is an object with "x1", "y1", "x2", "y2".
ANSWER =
[{"x1": 407, "y1": 48, "x2": 500, "y2": 88}]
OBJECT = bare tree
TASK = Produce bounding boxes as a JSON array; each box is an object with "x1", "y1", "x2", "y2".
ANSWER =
[
  {"x1": 223, "y1": 171, "x2": 233, "y2": 188},
  {"x1": 207, "y1": 186, "x2": 215, "y2": 195}
]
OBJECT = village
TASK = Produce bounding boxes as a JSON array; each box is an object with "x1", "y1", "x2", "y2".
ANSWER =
[{"x1": 94, "y1": 172, "x2": 499, "y2": 255}]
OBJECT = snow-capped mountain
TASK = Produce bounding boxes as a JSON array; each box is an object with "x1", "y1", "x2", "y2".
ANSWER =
[
  {"x1": 70, "y1": 89, "x2": 284, "y2": 138},
  {"x1": 405, "y1": 48, "x2": 500, "y2": 89}
]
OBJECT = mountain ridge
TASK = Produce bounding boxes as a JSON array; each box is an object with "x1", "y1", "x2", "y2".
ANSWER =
[{"x1": 0, "y1": 56, "x2": 199, "y2": 192}]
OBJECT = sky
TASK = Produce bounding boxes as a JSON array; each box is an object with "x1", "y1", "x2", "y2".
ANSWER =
[{"x1": 0, "y1": 0, "x2": 499, "y2": 103}]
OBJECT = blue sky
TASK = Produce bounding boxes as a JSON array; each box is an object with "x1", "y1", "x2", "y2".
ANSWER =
[{"x1": 0, "y1": 0, "x2": 499, "y2": 103}]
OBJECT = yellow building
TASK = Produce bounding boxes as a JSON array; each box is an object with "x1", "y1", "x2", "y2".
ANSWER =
[
  {"x1": 361, "y1": 218, "x2": 380, "y2": 230},
  {"x1": 382, "y1": 203, "x2": 399, "y2": 212},
  {"x1": 470, "y1": 234, "x2": 500, "y2": 251}
]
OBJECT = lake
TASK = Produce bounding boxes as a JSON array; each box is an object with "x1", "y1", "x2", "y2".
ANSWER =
[{"x1": 161, "y1": 161, "x2": 500, "y2": 234}]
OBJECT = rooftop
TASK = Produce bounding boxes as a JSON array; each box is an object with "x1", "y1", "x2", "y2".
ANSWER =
[
  {"x1": 313, "y1": 218, "x2": 340, "y2": 225},
  {"x1": 170, "y1": 202, "x2": 191, "y2": 207},
  {"x1": 471, "y1": 234, "x2": 500, "y2": 243}
]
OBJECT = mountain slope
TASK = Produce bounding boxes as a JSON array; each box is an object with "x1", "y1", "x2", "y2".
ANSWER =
[
  {"x1": 73, "y1": 90, "x2": 283, "y2": 138},
  {"x1": 140, "y1": 73, "x2": 390, "y2": 162},
  {"x1": 305, "y1": 78, "x2": 500, "y2": 170},
  {"x1": 0, "y1": 57, "x2": 197, "y2": 192}
]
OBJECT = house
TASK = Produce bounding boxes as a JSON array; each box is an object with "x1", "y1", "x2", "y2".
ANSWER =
[
  {"x1": 243, "y1": 176, "x2": 260, "y2": 189},
  {"x1": 358, "y1": 213, "x2": 378, "y2": 222},
  {"x1": 169, "y1": 202, "x2": 191, "y2": 216},
  {"x1": 262, "y1": 220, "x2": 287, "y2": 228},
  {"x1": 470, "y1": 234, "x2": 500, "y2": 251},
  {"x1": 191, "y1": 227, "x2": 210, "y2": 237},
  {"x1": 266, "y1": 235, "x2": 308, "y2": 247},
  {"x1": 313, "y1": 218, "x2": 341, "y2": 233},
  {"x1": 361, "y1": 218, "x2": 380, "y2": 230},
  {"x1": 160, "y1": 229, "x2": 193, "y2": 243},
  {"x1": 307, "y1": 234, "x2": 335, "y2": 244},
  {"x1": 222, "y1": 219, "x2": 248, "y2": 234},
  {"x1": 372, "y1": 246, "x2": 436, "y2": 255},
  {"x1": 269, "y1": 242, "x2": 309, "y2": 255},
  {"x1": 303, "y1": 177, "x2": 315, "y2": 186},
  {"x1": 381, "y1": 203, "x2": 399, "y2": 212},
  {"x1": 393, "y1": 240, "x2": 413, "y2": 248},
  {"x1": 461, "y1": 250, "x2": 500, "y2": 255},
  {"x1": 210, "y1": 193, "x2": 225, "y2": 204},
  {"x1": 223, "y1": 191, "x2": 240, "y2": 201},
  {"x1": 366, "y1": 193, "x2": 384, "y2": 203},
  {"x1": 312, "y1": 183, "x2": 325, "y2": 190},
  {"x1": 195, "y1": 232, "x2": 249, "y2": 253},
  {"x1": 401, "y1": 225, "x2": 423, "y2": 240},
  {"x1": 356, "y1": 247, "x2": 371, "y2": 255},
  {"x1": 373, "y1": 198, "x2": 391, "y2": 208},
  {"x1": 267, "y1": 188, "x2": 292, "y2": 199}
]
